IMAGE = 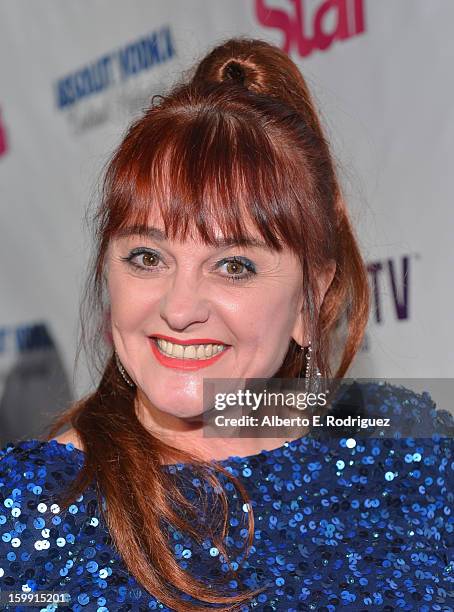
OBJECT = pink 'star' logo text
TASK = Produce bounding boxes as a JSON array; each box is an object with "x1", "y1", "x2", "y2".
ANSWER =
[
  {"x1": 255, "y1": 0, "x2": 365, "y2": 58},
  {"x1": 0, "y1": 106, "x2": 8, "y2": 157}
]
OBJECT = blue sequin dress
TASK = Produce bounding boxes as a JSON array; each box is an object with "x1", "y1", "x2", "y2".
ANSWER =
[{"x1": 0, "y1": 382, "x2": 453, "y2": 612}]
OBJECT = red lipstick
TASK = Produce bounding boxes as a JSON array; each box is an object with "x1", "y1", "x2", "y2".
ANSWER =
[{"x1": 149, "y1": 335, "x2": 230, "y2": 371}]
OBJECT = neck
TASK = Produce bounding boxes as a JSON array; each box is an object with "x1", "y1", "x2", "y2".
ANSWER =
[{"x1": 134, "y1": 389, "x2": 308, "y2": 464}]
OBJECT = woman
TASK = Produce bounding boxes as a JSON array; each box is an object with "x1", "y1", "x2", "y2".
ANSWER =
[{"x1": 0, "y1": 38, "x2": 452, "y2": 611}]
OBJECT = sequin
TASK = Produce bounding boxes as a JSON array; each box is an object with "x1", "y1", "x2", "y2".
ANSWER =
[{"x1": 0, "y1": 382, "x2": 453, "y2": 610}]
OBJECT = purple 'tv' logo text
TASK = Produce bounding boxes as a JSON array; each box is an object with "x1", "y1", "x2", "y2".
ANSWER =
[
  {"x1": 0, "y1": 106, "x2": 8, "y2": 157},
  {"x1": 367, "y1": 256, "x2": 412, "y2": 324}
]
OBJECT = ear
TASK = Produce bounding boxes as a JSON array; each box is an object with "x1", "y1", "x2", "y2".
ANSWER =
[{"x1": 291, "y1": 259, "x2": 336, "y2": 347}]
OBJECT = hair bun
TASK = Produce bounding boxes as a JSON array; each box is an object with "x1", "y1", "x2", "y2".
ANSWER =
[
  {"x1": 222, "y1": 60, "x2": 247, "y2": 86},
  {"x1": 190, "y1": 38, "x2": 317, "y2": 123}
]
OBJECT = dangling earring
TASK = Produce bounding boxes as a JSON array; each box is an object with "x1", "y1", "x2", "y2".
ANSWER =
[
  {"x1": 300, "y1": 340, "x2": 322, "y2": 379},
  {"x1": 114, "y1": 351, "x2": 136, "y2": 388}
]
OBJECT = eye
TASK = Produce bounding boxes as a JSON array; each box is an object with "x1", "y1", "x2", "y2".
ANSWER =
[
  {"x1": 120, "y1": 248, "x2": 163, "y2": 273},
  {"x1": 140, "y1": 252, "x2": 159, "y2": 267},
  {"x1": 216, "y1": 256, "x2": 256, "y2": 283}
]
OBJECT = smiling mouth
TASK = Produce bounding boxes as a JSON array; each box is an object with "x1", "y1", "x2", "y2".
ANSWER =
[{"x1": 151, "y1": 337, "x2": 229, "y2": 361}]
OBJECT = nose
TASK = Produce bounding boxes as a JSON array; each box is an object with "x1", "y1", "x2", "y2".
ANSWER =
[{"x1": 159, "y1": 269, "x2": 210, "y2": 331}]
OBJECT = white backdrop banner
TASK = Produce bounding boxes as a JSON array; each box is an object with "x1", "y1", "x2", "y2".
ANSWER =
[{"x1": 1, "y1": 0, "x2": 452, "y2": 442}]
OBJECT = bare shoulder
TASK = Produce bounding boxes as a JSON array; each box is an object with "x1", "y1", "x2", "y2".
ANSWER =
[{"x1": 51, "y1": 428, "x2": 84, "y2": 452}]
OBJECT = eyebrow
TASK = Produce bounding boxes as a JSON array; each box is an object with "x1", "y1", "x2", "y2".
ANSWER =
[{"x1": 115, "y1": 224, "x2": 270, "y2": 249}]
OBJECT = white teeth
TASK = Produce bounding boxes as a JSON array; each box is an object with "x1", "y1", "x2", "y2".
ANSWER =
[
  {"x1": 184, "y1": 345, "x2": 197, "y2": 359},
  {"x1": 155, "y1": 338, "x2": 227, "y2": 360},
  {"x1": 173, "y1": 344, "x2": 184, "y2": 358}
]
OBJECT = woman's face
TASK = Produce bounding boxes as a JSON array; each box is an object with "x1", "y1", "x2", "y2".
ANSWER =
[{"x1": 106, "y1": 213, "x2": 323, "y2": 420}]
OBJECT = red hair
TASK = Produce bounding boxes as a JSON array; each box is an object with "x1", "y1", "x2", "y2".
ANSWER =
[{"x1": 46, "y1": 37, "x2": 370, "y2": 610}]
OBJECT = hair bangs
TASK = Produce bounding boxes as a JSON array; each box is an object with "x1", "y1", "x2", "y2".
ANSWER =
[{"x1": 105, "y1": 102, "x2": 310, "y2": 254}]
